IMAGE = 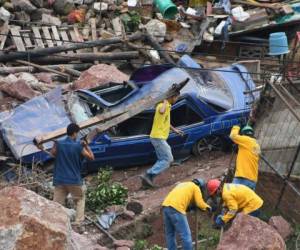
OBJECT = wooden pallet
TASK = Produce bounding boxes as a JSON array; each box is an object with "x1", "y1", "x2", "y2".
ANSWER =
[{"x1": 9, "y1": 25, "x2": 89, "y2": 53}]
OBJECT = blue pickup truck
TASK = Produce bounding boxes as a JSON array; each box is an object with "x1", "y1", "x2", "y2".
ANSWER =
[{"x1": 0, "y1": 56, "x2": 258, "y2": 171}]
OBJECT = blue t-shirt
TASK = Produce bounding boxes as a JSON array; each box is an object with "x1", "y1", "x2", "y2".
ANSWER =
[{"x1": 53, "y1": 137, "x2": 83, "y2": 186}]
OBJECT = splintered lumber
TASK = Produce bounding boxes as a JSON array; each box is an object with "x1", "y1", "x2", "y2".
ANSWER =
[
  {"x1": 31, "y1": 51, "x2": 140, "y2": 64},
  {"x1": 16, "y1": 60, "x2": 71, "y2": 80},
  {"x1": 145, "y1": 32, "x2": 175, "y2": 65},
  {"x1": 0, "y1": 63, "x2": 92, "y2": 75},
  {"x1": 0, "y1": 32, "x2": 144, "y2": 62},
  {"x1": 34, "y1": 78, "x2": 189, "y2": 145}
]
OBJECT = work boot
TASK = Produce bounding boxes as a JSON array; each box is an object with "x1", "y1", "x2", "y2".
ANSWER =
[{"x1": 140, "y1": 173, "x2": 155, "y2": 188}]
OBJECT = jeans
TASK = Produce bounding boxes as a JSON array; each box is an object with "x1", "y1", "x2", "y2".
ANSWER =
[
  {"x1": 233, "y1": 177, "x2": 256, "y2": 190},
  {"x1": 147, "y1": 138, "x2": 174, "y2": 176},
  {"x1": 163, "y1": 206, "x2": 193, "y2": 250}
]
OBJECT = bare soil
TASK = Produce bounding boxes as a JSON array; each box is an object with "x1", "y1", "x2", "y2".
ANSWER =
[{"x1": 87, "y1": 151, "x2": 232, "y2": 248}]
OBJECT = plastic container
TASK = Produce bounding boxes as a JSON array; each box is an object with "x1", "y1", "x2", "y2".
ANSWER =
[
  {"x1": 269, "y1": 32, "x2": 289, "y2": 56},
  {"x1": 154, "y1": 0, "x2": 178, "y2": 19}
]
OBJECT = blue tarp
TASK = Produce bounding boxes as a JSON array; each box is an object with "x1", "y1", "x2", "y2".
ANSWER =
[{"x1": 0, "y1": 87, "x2": 70, "y2": 160}]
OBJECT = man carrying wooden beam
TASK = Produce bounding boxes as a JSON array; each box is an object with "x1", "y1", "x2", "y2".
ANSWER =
[{"x1": 38, "y1": 123, "x2": 94, "y2": 227}]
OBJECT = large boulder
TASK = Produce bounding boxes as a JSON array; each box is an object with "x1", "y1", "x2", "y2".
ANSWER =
[
  {"x1": 217, "y1": 213, "x2": 286, "y2": 250},
  {"x1": 0, "y1": 186, "x2": 105, "y2": 250},
  {"x1": 0, "y1": 79, "x2": 37, "y2": 101},
  {"x1": 73, "y1": 64, "x2": 129, "y2": 90},
  {"x1": 0, "y1": 186, "x2": 71, "y2": 249},
  {"x1": 269, "y1": 216, "x2": 293, "y2": 240}
]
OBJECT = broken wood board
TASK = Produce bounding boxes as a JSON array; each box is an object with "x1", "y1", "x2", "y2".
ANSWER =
[
  {"x1": 0, "y1": 21, "x2": 9, "y2": 50},
  {"x1": 90, "y1": 18, "x2": 99, "y2": 64},
  {"x1": 32, "y1": 26, "x2": 45, "y2": 48},
  {"x1": 34, "y1": 78, "x2": 189, "y2": 145},
  {"x1": 10, "y1": 26, "x2": 26, "y2": 51}
]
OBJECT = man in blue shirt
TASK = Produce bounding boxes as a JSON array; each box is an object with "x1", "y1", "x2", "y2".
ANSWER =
[{"x1": 40, "y1": 123, "x2": 94, "y2": 225}]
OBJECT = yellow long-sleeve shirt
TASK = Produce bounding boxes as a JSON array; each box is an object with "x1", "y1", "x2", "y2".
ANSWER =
[
  {"x1": 222, "y1": 183, "x2": 263, "y2": 223},
  {"x1": 162, "y1": 182, "x2": 210, "y2": 214},
  {"x1": 230, "y1": 126, "x2": 261, "y2": 182},
  {"x1": 150, "y1": 101, "x2": 171, "y2": 140}
]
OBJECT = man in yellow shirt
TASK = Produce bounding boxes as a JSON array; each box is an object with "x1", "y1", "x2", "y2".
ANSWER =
[
  {"x1": 140, "y1": 91, "x2": 183, "y2": 187},
  {"x1": 230, "y1": 125, "x2": 261, "y2": 190},
  {"x1": 206, "y1": 179, "x2": 263, "y2": 228},
  {"x1": 162, "y1": 179, "x2": 212, "y2": 250}
]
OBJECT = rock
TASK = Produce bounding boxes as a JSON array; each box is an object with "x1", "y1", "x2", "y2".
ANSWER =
[
  {"x1": 0, "y1": 7, "x2": 11, "y2": 22},
  {"x1": 0, "y1": 186, "x2": 108, "y2": 250},
  {"x1": 12, "y1": 0, "x2": 37, "y2": 13},
  {"x1": 70, "y1": 230, "x2": 109, "y2": 250},
  {"x1": 116, "y1": 247, "x2": 130, "y2": 250},
  {"x1": 126, "y1": 201, "x2": 143, "y2": 215},
  {"x1": 113, "y1": 239, "x2": 134, "y2": 248},
  {"x1": 14, "y1": 11, "x2": 31, "y2": 23},
  {"x1": 3, "y1": 2, "x2": 14, "y2": 11},
  {"x1": 0, "y1": 186, "x2": 71, "y2": 249},
  {"x1": 31, "y1": 8, "x2": 53, "y2": 21},
  {"x1": 42, "y1": 13, "x2": 62, "y2": 25},
  {"x1": 0, "y1": 79, "x2": 36, "y2": 101},
  {"x1": 73, "y1": 64, "x2": 129, "y2": 90},
  {"x1": 17, "y1": 72, "x2": 51, "y2": 92},
  {"x1": 30, "y1": 0, "x2": 43, "y2": 7},
  {"x1": 53, "y1": 0, "x2": 75, "y2": 15},
  {"x1": 217, "y1": 213, "x2": 286, "y2": 250},
  {"x1": 269, "y1": 216, "x2": 293, "y2": 240},
  {"x1": 145, "y1": 19, "x2": 166, "y2": 43},
  {"x1": 84, "y1": 0, "x2": 95, "y2": 3},
  {"x1": 34, "y1": 72, "x2": 54, "y2": 85},
  {"x1": 121, "y1": 210, "x2": 135, "y2": 220}
]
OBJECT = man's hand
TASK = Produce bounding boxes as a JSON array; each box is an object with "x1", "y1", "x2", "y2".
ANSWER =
[
  {"x1": 36, "y1": 143, "x2": 44, "y2": 151},
  {"x1": 213, "y1": 214, "x2": 225, "y2": 229},
  {"x1": 173, "y1": 128, "x2": 184, "y2": 137}
]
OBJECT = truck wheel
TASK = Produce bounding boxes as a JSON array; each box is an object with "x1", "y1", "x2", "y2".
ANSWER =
[{"x1": 192, "y1": 136, "x2": 223, "y2": 156}]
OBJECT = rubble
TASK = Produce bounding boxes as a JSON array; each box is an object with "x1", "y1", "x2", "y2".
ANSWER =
[
  {"x1": 268, "y1": 216, "x2": 293, "y2": 240},
  {"x1": 42, "y1": 13, "x2": 62, "y2": 26},
  {"x1": 0, "y1": 7, "x2": 11, "y2": 22},
  {"x1": 11, "y1": 0, "x2": 37, "y2": 13},
  {"x1": 145, "y1": 19, "x2": 166, "y2": 43},
  {"x1": 0, "y1": 79, "x2": 37, "y2": 101},
  {"x1": 53, "y1": 0, "x2": 75, "y2": 15},
  {"x1": 73, "y1": 64, "x2": 129, "y2": 90},
  {"x1": 217, "y1": 213, "x2": 286, "y2": 250}
]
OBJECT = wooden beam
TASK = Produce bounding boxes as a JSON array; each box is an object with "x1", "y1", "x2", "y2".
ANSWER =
[
  {"x1": 16, "y1": 60, "x2": 71, "y2": 80},
  {"x1": 34, "y1": 78, "x2": 189, "y2": 145},
  {"x1": 90, "y1": 18, "x2": 99, "y2": 64}
]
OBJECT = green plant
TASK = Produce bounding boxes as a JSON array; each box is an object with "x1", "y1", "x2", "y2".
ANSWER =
[
  {"x1": 86, "y1": 169, "x2": 128, "y2": 213},
  {"x1": 150, "y1": 245, "x2": 163, "y2": 250},
  {"x1": 133, "y1": 239, "x2": 148, "y2": 250}
]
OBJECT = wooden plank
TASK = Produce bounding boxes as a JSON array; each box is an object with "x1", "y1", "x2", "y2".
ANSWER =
[
  {"x1": 90, "y1": 18, "x2": 99, "y2": 64},
  {"x1": 34, "y1": 78, "x2": 189, "y2": 145},
  {"x1": 21, "y1": 31, "x2": 34, "y2": 49},
  {"x1": 16, "y1": 60, "x2": 71, "y2": 80},
  {"x1": 59, "y1": 29, "x2": 72, "y2": 54},
  {"x1": 73, "y1": 26, "x2": 84, "y2": 42},
  {"x1": 32, "y1": 26, "x2": 45, "y2": 48},
  {"x1": 51, "y1": 26, "x2": 62, "y2": 46},
  {"x1": 10, "y1": 26, "x2": 26, "y2": 51},
  {"x1": 42, "y1": 26, "x2": 54, "y2": 48},
  {"x1": 0, "y1": 21, "x2": 9, "y2": 50}
]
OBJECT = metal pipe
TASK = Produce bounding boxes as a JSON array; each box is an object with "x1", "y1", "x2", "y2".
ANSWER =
[{"x1": 275, "y1": 143, "x2": 300, "y2": 209}]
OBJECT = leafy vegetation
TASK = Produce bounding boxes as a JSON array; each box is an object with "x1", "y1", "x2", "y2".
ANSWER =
[
  {"x1": 86, "y1": 169, "x2": 128, "y2": 213},
  {"x1": 133, "y1": 240, "x2": 163, "y2": 250}
]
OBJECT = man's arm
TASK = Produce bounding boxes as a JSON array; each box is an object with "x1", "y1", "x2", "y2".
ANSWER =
[
  {"x1": 230, "y1": 126, "x2": 250, "y2": 147},
  {"x1": 81, "y1": 141, "x2": 95, "y2": 161},
  {"x1": 221, "y1": 195, "x2": 238, "y2": 223},
  {"x1": 159, "y1": 100, "x2": 168, "y2": 114},
  {"x1": 194, "y1": 187, "x2": 211, "y2": 211},
  {"x1": 36, "y1": 141, "x2": 57, "y2": 157},
  {"x1": 170, "y1": 124, "x2": 184, "y2": 136}
]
